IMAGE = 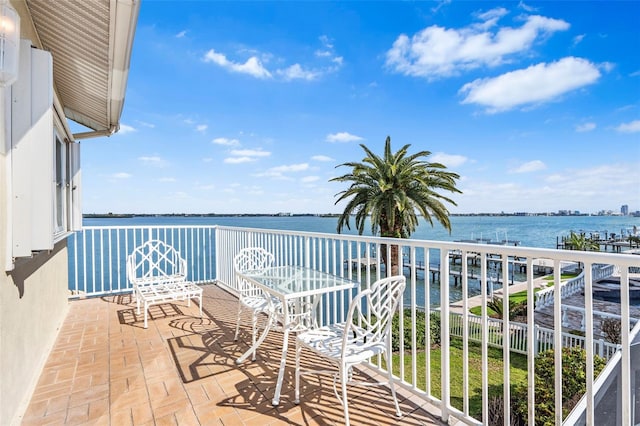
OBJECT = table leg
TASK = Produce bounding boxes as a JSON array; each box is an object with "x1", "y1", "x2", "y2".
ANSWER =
[
  {"x1": 236, "y1": 309, "x2": 274, "y2": 364},
  {"x1": 272, "y1": 325, "x2": 290, "y2": 406}
]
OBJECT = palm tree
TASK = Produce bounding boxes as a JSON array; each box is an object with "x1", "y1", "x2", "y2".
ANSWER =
[
  {"x1": 565, "y1": 231, "x2": 599, "y2": 251},
  {"x1": 564, "y1": 231, "x2": 599, "y2": 271},
  {"x1": 331, "y1": 136, "x2": 462, "y2": 275}
]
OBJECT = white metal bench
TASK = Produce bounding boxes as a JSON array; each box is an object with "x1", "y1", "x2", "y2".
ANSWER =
[{"x1": 126, "y1": 240, "x2": 203, "y2": 328}]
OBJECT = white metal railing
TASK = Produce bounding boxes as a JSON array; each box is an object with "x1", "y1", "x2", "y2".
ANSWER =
[
  {"x1": 69, "y1": 224, "x2": 640, "y2": 425},
  {"x1": 561, "y1": 304, "x2": 639, "y2": 331},
  {"x1": 67, "y1": 225, "x2": 217, "y2": 296},
  {"x1": 534, "y1": 269, "x2": 585, "y2": 310},
  {"x1": 534, "y1": 264, "x2": 616, "y2": 310}
]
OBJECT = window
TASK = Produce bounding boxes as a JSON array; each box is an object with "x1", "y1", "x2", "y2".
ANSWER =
[
  {"x1": 5, "y1": 40, "x2": 82, "y2": 267},
  {"x1": 55, "y1": 131, "x2": 66, "y2": 234}
]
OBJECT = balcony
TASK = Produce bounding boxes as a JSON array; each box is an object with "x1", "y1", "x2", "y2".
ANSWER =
[
  {"x1": 22, "y1": 284, "x2": 442, "y2": 425},
  {"x1": 23, "y1": 225, "x2": 640, "y2": 424}
]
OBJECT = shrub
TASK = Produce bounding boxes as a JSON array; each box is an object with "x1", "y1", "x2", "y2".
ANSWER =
[
  {"x1": 430, "y1": 311, "x2": 441, "y2": 347},
  {"x1": 601, "y1": 318, "x2": 621, "y2": 344},
  {"x1": 388, "y1": 309, "x2": 442, "y2": 351},
  {"x1": 487, "y1": 396, "x2": 519, "y2": 426},
  {"x1": 512, "y1": 347, "x2": 606, "y2": 425}
]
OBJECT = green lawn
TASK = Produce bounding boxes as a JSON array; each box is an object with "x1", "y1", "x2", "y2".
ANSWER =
[
  {"x1": 390, "y1": 337, "x2": 528, "y2": 419},
  {"x1": 469, "y1": 289, "x2": 537, "y2": 316},
  {"x1": 544, "y1": 272, "x2": 580, "y2": 282}
]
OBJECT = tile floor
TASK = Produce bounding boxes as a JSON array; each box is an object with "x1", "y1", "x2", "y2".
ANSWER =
[{"x1": 21, "y1": 284, "x2": 443, "y2": 425}]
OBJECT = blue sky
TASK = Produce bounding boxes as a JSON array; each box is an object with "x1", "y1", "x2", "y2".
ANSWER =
[{"x1": 81, "y1": 1, "x2": 640, "y2": 215}]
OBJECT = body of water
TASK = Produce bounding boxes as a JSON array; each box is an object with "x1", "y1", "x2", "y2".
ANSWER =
[{"x1": 84, "y1": 214, "x2": 640, "y2": 250}]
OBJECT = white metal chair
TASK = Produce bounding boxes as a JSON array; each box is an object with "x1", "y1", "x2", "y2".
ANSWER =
[
  {"x1": 126, "y1": 240, "x2": 202, "y2": 328},
  {"x1": 294, "y1": 275, "x2": 406, "y2": 425},
  {"x1": 233, "y1": 247, "x2": 277, "y2": 361}
]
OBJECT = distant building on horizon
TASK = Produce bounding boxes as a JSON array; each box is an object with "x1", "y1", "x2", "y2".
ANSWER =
[{"x1": 621, "y1": 204, "x2": 629, "y2": 215}]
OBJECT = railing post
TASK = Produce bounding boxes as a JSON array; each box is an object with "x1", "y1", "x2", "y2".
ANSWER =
[
  {"x1": 440, "y1": 249, "x2": 450, "y2": 423},
  {"x1": 304, "y1": 236, "x2": 311, "y2": 269}
]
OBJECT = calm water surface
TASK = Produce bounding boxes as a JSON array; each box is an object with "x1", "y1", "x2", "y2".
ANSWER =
[{"x1": 85, "y1": 215, "x2": 640, "y2": 249}]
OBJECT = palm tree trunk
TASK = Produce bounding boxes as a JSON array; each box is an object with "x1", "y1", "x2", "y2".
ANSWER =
[{"x1": 380, "y1": 242, "x2": 401, "y2": 276}]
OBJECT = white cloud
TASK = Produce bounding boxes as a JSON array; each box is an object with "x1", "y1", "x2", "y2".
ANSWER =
[
  {"x1": 510, "y1": 160, "x2": 546, "y2": 173},
  {"x1": 430, "y1": 153, "x2": 468, "y2": 167},
  {"x1": 196, "y1": 124, "x2": 208, "y2": 133},
  {"x1": 224, "y1": 148, "x2": 271, "y2": 164},
  {"x1": 203, "y1": 36, "x2": 342, "y2": 83},
  {"x1": 326, "y1": 132, "x2": 364, "y2": 143},
  {"x1": 600, "y1": 62, "x2": 615, "y2": 73},
  {"x1": 270, "y1": 163, "x2": 309, "y2": 173},
  {"x1": 224, "y1": 156, "x2": 255, "y2": 164},
  {"x1": 256, "y1": 163, "x2": 310, "y2": 179},
  {"x1": 176, "y1": 30, "x2": 187, "y2": 38},
  {"x1": 431, "y1": 0, "x2": 451, "y2": 13},
  {"x1": 230, "y1": 149, "x2": 271, "y2": 157},
  {"x1": 455, "y1": 162, "x2": 640, "y2": 213},
  {"x1": 315, "y1": 35, "x2": 343, "y2": 72},
  {"x1": 573, "y1": 34, "x2": 585, "y2": 46},
  {"x1": 135, "y1": 120, "x2": 155, "y2": 128},
  {"x1": 312, "y1": 155, "x2": 334, "y2": 162},
  {"x1": 542, "y1": 163, "x2": 640, "y2": 198},
  {"x1": 301, "y1": 176, "x2": 320, "y2": 183},
  {"x1": 212, "y1": 137, "x2": 240, "y2": 146},
  {"x1": 277, "y1": 64, "x2": 319, "y2": 81},
  {"x1": 118, "y1": 124, "x2": 136, "y2": 134},
  {"x1": 138, "y1": 155, "x2": 167, "y2": 167},
  {"x1": 615, "y1": 120, "x2": 640, "y2": 133},
  {"x1": 319, "y1": 35, "x2": 334, "y2": 50},
  {"x1": 386, "y1": 9, "x2": 569, "y2": 79},
  {"x1": 202, "y1": 157, "x2": 214, "y2": 163},
  {"x1": 203, "y1": 49, "x2": 272, "y2": 79},
  {"x1": 459, "y1": 57, "x2": 601, "y2": 112},
  {"x1": 575, "y1": 122, "x2": 596, "y2": 132},
  {"x1": 111, "y1": 172, "x2": 132, "y2": 179},
  {"x1": 517, "y1": 1, "x2": 537, "y2": 12}
]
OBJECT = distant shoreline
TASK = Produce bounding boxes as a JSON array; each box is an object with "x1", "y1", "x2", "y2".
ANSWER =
[{"x1": 83, "y1": 212, "x2": 640, "y2": 218}]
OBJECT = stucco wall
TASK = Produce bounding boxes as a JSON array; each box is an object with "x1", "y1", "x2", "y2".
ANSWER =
[
  {"x1": 1, "y1": 113, "x2": 70, "y2": 425},
  {"x1": 0, "y1": 240, "x2": 70, "y2": 425}
]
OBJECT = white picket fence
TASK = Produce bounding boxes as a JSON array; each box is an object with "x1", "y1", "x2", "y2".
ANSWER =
[{"x1": 447, "y1": 311, "x2": 621, "y2": 360}]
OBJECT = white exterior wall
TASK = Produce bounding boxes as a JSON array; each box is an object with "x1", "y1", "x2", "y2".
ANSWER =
[
  {"x1": 0, "y1": 41, "x2": 69, "y2": 426},
  {"x1": 0, "y1": 240, "x2": 69, "y2": 425}
]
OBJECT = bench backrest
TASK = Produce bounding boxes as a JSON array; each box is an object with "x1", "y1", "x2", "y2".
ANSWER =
[{"x1": 126, "y1": 240, "x2": 187, "y2": 287}]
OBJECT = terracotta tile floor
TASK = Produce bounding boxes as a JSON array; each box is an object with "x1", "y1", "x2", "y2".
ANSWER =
[{"x1": 22, "y1": 284, "x2": 444, "y2": 425}]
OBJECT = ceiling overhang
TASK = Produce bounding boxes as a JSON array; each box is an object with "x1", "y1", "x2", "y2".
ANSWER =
[{"x1": 23, "y1": 0, "x2": 140, "y2": 139}]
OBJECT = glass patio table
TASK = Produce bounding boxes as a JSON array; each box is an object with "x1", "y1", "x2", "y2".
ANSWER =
[{"x1": 235, "y1": 265, "x2": 359, "y2": 406}]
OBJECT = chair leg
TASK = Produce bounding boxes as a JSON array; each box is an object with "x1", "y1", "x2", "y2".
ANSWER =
[
  {"x1": 294, "y1": 341, "x2": 301, "y2": 404},
  {"x1": 234, "y1": 304, "x2": 243, "y2": 341},
  {"x1": 341, "y1": 363, "x2": 350, "y2": 426},
  {"x1": 251, "y1": 312, "x2": 258, "y2": 361},
  {"x1": 384, "y1": 352, "x2": 402, "y2": 417}
]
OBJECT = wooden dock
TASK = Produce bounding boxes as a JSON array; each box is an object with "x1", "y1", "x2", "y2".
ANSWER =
[{"x1": 345, "y1": 257, "x2": 379, "y2": 269}]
